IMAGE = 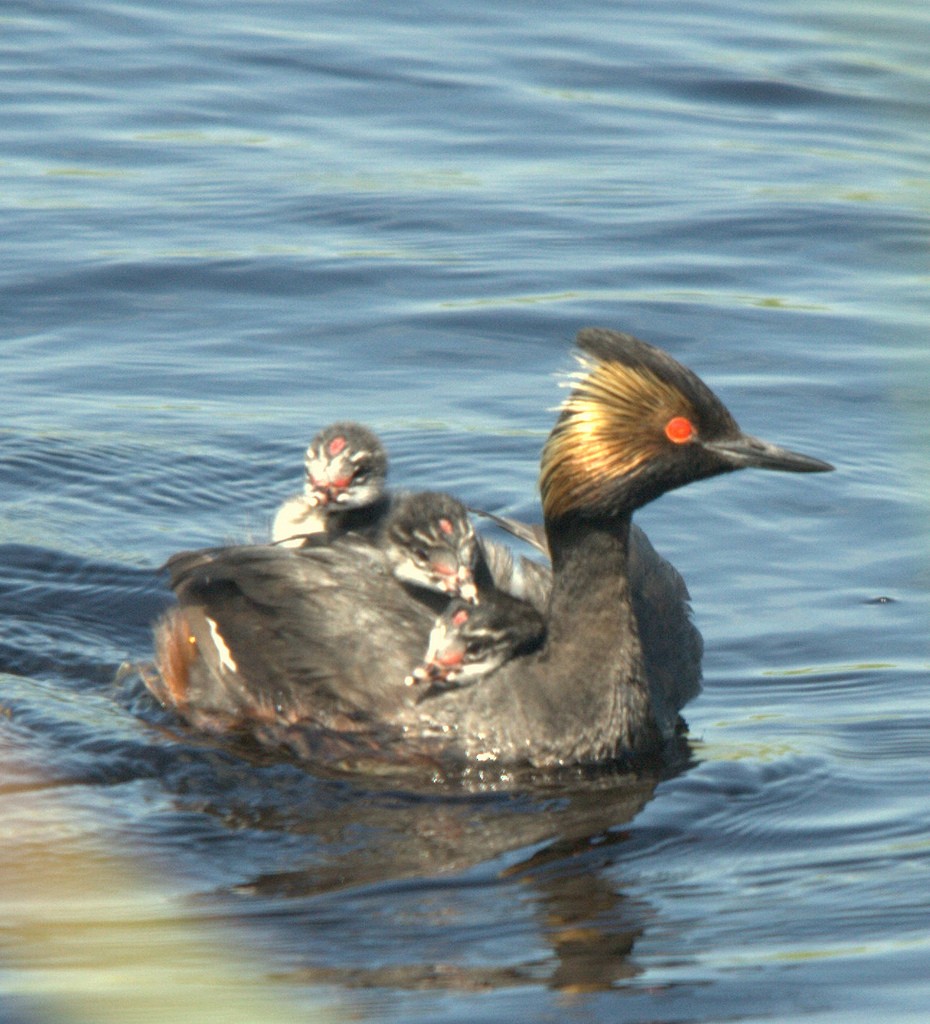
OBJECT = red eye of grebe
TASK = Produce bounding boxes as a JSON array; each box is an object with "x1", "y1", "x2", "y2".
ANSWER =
[{"x1": 664, "y1": 416, "x2": 695, "y2": 444}]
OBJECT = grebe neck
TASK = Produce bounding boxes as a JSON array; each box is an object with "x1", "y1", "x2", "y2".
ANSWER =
[{"x1": 544, "y1": 512, "x2": 661, "y2": 759}]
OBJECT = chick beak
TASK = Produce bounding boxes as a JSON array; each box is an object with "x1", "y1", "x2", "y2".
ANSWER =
[
  {"x1": 457, "y1": 569, "x2": 478, "y2": 604},
  {"x1": 432, "y1": 559, "x2": 478, "y2": 602}
]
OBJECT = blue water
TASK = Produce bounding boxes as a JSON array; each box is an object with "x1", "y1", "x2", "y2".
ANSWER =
[{"x1": 2, "y1": 1, "x2": 930, "y2": 1021}]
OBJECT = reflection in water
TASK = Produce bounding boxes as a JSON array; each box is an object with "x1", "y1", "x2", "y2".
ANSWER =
[{"x1": 181, "y1": 738, "x2": 689, "y2": 993}]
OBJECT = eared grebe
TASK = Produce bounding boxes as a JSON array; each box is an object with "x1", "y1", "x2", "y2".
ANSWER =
[
  {"x1": 152, "y1": 329, "x2": 832, "y2": 768},
  {"x1": 272, "y1": 422, "x2": 389, "y2": 547},
  {"x1": 405, "y1": 594, "x2": 545, "y2": 696},
  {"x1": 377, "y1": 490, "x2": 481, "y2": 602}
]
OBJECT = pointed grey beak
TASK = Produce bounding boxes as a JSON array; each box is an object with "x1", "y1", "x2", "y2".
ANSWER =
[{"x1": 704, "y1": 434, "x2": 834, "y2": 473}]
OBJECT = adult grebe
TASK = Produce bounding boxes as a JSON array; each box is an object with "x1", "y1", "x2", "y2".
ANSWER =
[{"x1": 152, "y1": 329, "x2": 832, "y2": 767}]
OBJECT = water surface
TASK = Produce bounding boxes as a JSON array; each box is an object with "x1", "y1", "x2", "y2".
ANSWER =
[{"x1": 2, "y1": 1, "x2": 930, "y2": 1021}]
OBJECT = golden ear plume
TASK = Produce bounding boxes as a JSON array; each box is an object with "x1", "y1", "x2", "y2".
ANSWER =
[{"x1": 540, "y1": 352, "x2": 696, "y2": 519}]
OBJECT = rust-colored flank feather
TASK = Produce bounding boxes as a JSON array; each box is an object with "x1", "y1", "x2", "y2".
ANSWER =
[
  {"x1": 151, "y1": 608, "x2": 196, "y2": 711},
  {"x1": 540, "y1": 352, "x2": 697, "y2": 520}
]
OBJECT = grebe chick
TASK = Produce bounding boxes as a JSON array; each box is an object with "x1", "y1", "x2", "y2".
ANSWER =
[
  {"x1": 153, "y1": 328, "x2": 833, "y2": 768},
  {"x1": 377, "y1": 490, "x2": 482, "y2": 603},
  {"x1": 405, "y1": 595, "x2": 545, "y2": 696},
  {"x1": 272, "y1": 422, "x2": 389, "y2": 547}
]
